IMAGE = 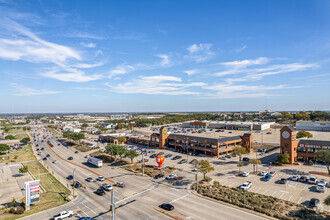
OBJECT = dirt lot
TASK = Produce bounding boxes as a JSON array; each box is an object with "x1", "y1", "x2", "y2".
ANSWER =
[{"x1": 123, "y1": 164, "x2": 176, "y2": 177}]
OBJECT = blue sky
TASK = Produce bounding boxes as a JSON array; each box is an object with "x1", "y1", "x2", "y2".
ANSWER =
[{"x1": 0, "y1": 0, "x2": 330, "y2": 113}]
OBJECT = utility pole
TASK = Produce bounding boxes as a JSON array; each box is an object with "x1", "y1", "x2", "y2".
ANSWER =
[
  {"x1": 111, "y1": 189, "x2": 115, "y2": 220},
  {"x1": 72, "y1": 168, "x2": 76, "y2": 197},
  {"x1": 142, "y1": 155, "x2": 144, "y2": 176},
  {"x1": 196, "y1": 167, "x2": 199, "y2": 193}
]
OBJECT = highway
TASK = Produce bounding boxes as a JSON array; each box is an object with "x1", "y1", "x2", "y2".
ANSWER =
[{"x1": 27, "y1": 125, "x2": 270, "y2": 220}]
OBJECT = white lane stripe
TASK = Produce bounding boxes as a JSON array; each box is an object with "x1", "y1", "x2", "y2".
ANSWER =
[
  {"x1": 297, "y1": 197, "x2": 302, "y2": 204},
  {"x1": 169, "y1": 194, "x2": 189, "y2": 204},
  {"x1": 288, "y1": 195, "x2": 293, "y2": 201},
  {"x1": 271, "y1": 191, "x2": 276, "y2": 196}
]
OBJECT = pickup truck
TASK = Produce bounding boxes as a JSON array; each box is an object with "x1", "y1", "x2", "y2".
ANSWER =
[
  {"x1": 239, "y1": 181, "x2": 252, "y2": 190},
  {"x1": 51, "y1": 211, "x2": 73, "y2": 220}
]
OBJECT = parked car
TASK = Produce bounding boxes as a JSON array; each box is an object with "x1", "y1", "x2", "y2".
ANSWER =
[
  {"x1": 278, "y1": 178, "x2": 287, "y2": 184},
  {"x1": 41, "y1": 147, "x2": 44, "y2": 150},
  {"x1": 308, "y1": 176, "x2": 318, "y2": 184},
  {"x1": 269, "y1": 171, "x2": 276, "y2": 176},
  {"x1": 189, "y1": 159, "x2": 197, "y2": 164},
  {"x1": 96, "y1": 188, "x2": 105, "y2": 196},
  {"x1": 157, "y1": 152, "x2": 164, "y2": 155},
  {"x1": 220, "y1": 157, "x2": 227, "y2": 160},
  {"x1": 299, "y1": 176, "x2": 308, "y2": 182},
  {"x1": 43, "y1": 157, "x2": 47, "y2": 160},
  {"x1": 154, "y1": 174, "x2": 165, "y2": 179},
  {"x1": 165, "y1": 154, "x2": 173, "y2": 158},
  {"x1": 46, "y1": 154, "x2": 50, "y2": 157},
  {"x1": 172, "y1": 156, "x2": 181, "y2": 160},
  {"x1": 86, "y1": 177, "x2": 95, "y2": 182},
  {"x1": 308, "y1": 198, "x2": 320, "y2": 208},
  {"x1": 53, "y1": 160, "x2": 58, "y2": 164},
  {"x1": 242, "y1": 157, "x2": 250, "y2": 162},
  {"x1": 173, "y1": 176, "x2": 185, "y2": 180},
  {"x1": 178, "y1": 159, "x2": 187, "y2": 164},
  {"x1": 96, "y1": 176, "x2": 105, "y2": 181},
  {"x1": 225, "y1": 155, "x2": 232, "y2": 159},
  {"x1": 239, "y1": 181, "x2": 252, "y2": 190},
  {"x1": 263, "y1": 174, "x2": 272, "y2": 182},
  {"x1": 114, "y1": 182, "x2": 125, "y2": 188},
  {"x1": 166, "y1": 174, "x2": 177, "y2": 180},
  {"x1": 241, "y1": 172, "x2": 249, "y2": 177},
  {"x1": 102, "y1": 184, "x2": 113, "y2": 191},
  {"x1": 75, "y1": 151, "x2": 79, "y2": 154},
  {"x1": 160, "y1": 203, "x2": 174, "y2": 211},
  {"x1": 316, "y1": 184, "x2": 326, "y2": 193},
  {"x1": 68, "y1": 157, "x2": 73, "y2": 160},
  {"x1": 259, "y1": 171, "x2": 268, "y2": 176},
  {"x1": 318, "y1": 179, "x2": 327, "y2": 187},
  {"x1": 192, "y1": 168, "x2": 198, "y2": 172},
  {"x1": 150, "y1": 154, "x2": 157, "y2": 158},
  {"x1": 290, "y1": 175, "x2": 299, "y2": 181}
]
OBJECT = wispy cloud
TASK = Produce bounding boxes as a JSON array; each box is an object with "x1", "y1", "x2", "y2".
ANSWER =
[
  {"x1": 65, "y1": 31, "x2": 104, "y2": 40},
  {"x1": 80, "y1": 42, "x2": 96, "y2": 48},
  {"x1": 107, "y1": 75, "x2": 205, "y2": 95},
  {"x1": 109, "y1": 64, "x2": 135, "y2": 79},
  {"x1": 157, "y1": 54, "x2": 170, "y2": 66},
  {"x1": 185, "y1": 43, "x2": 215, "y2": 62},
  {"x1": 41, "y1": 67, "x2": 102, "y2": 83},
  {"x1": 11, "y1": 83, "x2": 60, "y2": 96},
  {"x1": 235, "y1": 45, "x2": 247, "y2": 53},
  {"x1": 184, "y1": 69, "x2": 199, "y2": 76},
  {"x1": 73, "y1": 62, "x2": 104, "y2": 69}
]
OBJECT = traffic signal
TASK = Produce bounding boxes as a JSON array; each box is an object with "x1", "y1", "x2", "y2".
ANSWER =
[{"x1": 110, "y1": 205, "x2": 116, "y2": 213}]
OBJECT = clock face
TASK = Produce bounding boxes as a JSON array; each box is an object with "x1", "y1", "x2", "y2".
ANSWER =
[
  {"x1": 163, "y1": 129, "x2": 167, "y2": 135},
  {"x1": 282, "y1": 131, "x2": 290, "y2": 139}
]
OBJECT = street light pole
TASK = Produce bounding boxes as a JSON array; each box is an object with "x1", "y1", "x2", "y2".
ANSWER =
[
  {"x1": 111, "y1": 189, "x2": 115, "y2": 220},
  {"x1": 196, "y1": 167, "x2": 199, "y2": 192},
  {"x1": 142, "y1": 155, "x2": 144, "y2": 176},
  {"x1": 72, "y1": 168, "x2": 76, "y2": 197}
]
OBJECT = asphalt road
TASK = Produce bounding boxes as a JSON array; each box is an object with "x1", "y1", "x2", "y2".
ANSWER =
[{"x1": 27, "y1": 126, "x2": 269, "y2": 220}]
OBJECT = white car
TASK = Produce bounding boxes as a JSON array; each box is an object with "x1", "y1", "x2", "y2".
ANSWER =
[
  {"x1": 308, "y1": 176, "x2": 318, "y2": 184},
  {"x1": 239, "y1": 181, "x2": 252, "y2": 190},
  {"x1": 52, "y1": 160, "x2": 58, "y2": 164},
  {"x1": 102, "y1": 184, "x2": 113, "y2": 191},
  {"x1": 166, "y1": 174, "x2": 177, "y2": 180},
  {"x1": 97, "y1": 176, "x2": 105, "y2": 181},
  {"x1": 316, "y1": 183, "x2": 325, "y2": 193},
  {"x1": 52, "y1": 211, "x2": 73, "y2": 220},
  {"x1": 291, "y1": 175, "x2": 299, "y2": 181},
  {"x1": 259, "y1": 171, "x2": 268, "y2": 176},
  {"x1": 241, "y1": 172, "x2": 249, "y2": 177},
  {"x1": 318, "y1": 179, "x2": 327, "y2": 187}
]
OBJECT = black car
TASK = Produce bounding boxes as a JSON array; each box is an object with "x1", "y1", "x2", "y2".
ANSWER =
[
  {"x1": 68, "y1": 157, "x2": 73, "y2": 160},
  {"x1": 299, "y1": 176, "x2": 308, "y2": 182},
  {"x1": 36, "y1": 144, "x2": 39, "y2": 147},
  {"x1": 172, "y1": 156, "x2": 182, "y2": 160},
  {"x1": 150, "y1": 154, "x2": 157, "y2": 158},
  {"x1": 75, "y1": 151, "x2": 79, "y2": 154},
  {"x1": 43, "y1": 157, "x2": 47, "y2": 160},
  {"x1": 308, "y1": 198, "x2": 320, "y2": 208},
  {"x1": 157, "y1": 152, "x2": 164, "y2": 155},
  {"x1": 72, "y1": 181, "x2": 81, "y2": 188},
  {"x1": 160, "y1": 203, "x2": 174, "y2": 211},
  {"x1": 278, "y1": 178, "x2": 287, "y2": 184},
  {"x1": 58, "y1": 143, "x2": 60, "y2": 146},
  {"x1": 189, "y1": 159, "x2": 197, "y2": 164},
  {"x1": 96, "y1": 188, "x2": 105, "y2": 196},
  {"x1": 36, "y1": 148, "x2": 40, "y2": 151},
  {"x1": 41, "y1": 147, "x2": 44, "y2": 150},
  {"x1": 154, "y1": 174, "x2": 164, "y2": 179},
  {"x1": 46, "y1": 154, "x2": 50, "y2": 157},
  {"x1": 242, "y1": 157, "x2": 250, "y2": 162}
]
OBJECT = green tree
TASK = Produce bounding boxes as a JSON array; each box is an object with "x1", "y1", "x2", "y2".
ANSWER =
[
  {"x1": 118, "y1": 137, "x2": 127, "y2": 144},
  {"x1": 117, "y1": 146, "x2": 127, "y2": 158},
  {"x1": 237, "y1": 161, "x2": 244, "y2": 174},
  {"x1": 19, "y1": 166, "x2": 29, "y2": 175},
  {"x1": 249, "y1": 159, "x2": 261, "y2": 173},
  {"x1": 324, "y1": 195, "x2": 330, "y2": 206},
  {"x1": 20, "y1": 137, "x2": 30, "y2": 145},
  {"x1": 297, "y1": 130, "x2": 313, "y2": 139},
  {"x1": 125, "y1": 150, "x2": 139, "y2": 162},
  {"x1": 315, "y1": 150, "x2": 330, "y2": 175},
  {"x1": 82, "y1": 123, "x2": 88, "y2": 128},
  {"x1": 277, "y1": 152, "x2": 290, "y2": 164},
  {"x1": 196, "y1": 160, "x2": 214, "y2": 178},
  {"x1": 277, "y1": 112, "x2": 293, "y2": 120},
  {"x1": 5, "y1": 135, "x2": 17, "y2": 140},
  {"x1": 295, "y1": 112, "x2": 310, "y2": 120},
  {"x1": 0, "y1": 144, "x2": 10, "y2": 152},
  {"x1": 232, "y1": 147, "x2": 248, "y2": 161},
  {"x1": 105, "y1": 143, "x2": 122, "y2": 158}
]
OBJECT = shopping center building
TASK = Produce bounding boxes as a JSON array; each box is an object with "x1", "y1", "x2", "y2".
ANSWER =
[
  {"x1": 280, "y1": 126, "x2": 330, "y2": 163},
  {"x1": 182, "y1": 121, "x2": 274, "y2": 131}
]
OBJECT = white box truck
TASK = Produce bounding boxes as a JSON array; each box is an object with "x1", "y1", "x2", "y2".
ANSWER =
[{"x1": 88, "y1": 157, "x2": 103, "y2": 168}]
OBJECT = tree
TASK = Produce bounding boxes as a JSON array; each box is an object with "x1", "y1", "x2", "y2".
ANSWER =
[
  {"x1": 19, "y1": 166, "x2": 29, "y2": 175},
  {"x1": 0, "y1": 144, "x2": 10, "y2": 152},
  {"x1": 116, "y1": 123, "x2": 124, "y2": 129},
  {"x1": 249, "y1": 159, "x2": 261, "y2": 173},
  {"x1": 118, "y1": 137, "x2": 126, "y2": 144},
  {"x1": 295, "y1": 112, "x2": 310, "y2": 120},
  {"x1": 5, "y1": 135, "x2": 17, "y2": 140},
  {"x1": 20, "y1": 137, "x2": 30, "y2": 145},
  {"x1": 315, "y1": 150, "x2": 330, "y2": 175},
  {"x1": 117, "y1": 146, "x2": 127, "y2": 158},
  {"x1": 237, "y1": 161, "x2": 244, "y2": 173},
  {"x1": 125, "y1": 150, "x2": 139, "y2": 162},
  {"x1": 232, "y1": 147, "x2": 248, "y2": 161},
  {"x1": 324, "y1": 195, "x2": 330, "y2": 206},
  {"x1": 82, "y1": 123, "x2": 88, "y2": 129},
  {"x1": 277, "y1": 152, "x2": 290, "y2": 164},
  {"x1": 105, "y1": 143, "x2": 121, "y2": 158},
  {"x1": 196, "y1": 160, "x2": 214, "y2": 178},
  {"x1": 297, "y1": 130, "x2": 313, "y2": 139}
]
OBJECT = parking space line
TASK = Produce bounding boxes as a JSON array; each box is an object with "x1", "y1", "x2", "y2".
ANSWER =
[
  {"x1": 255, "y1": 188, "x2": 261, "y2": 193},
  {"x1": 229, "y1": 182, "x2": 235, "y2": 187},
  {"x1": 297, "y1": 197, "x2": 302, "y2": 204},
  {"x1": 288, "y1": 195, "x2": 293, "y2": 201},
  {"x1": 279, "y1": 193, "x2": 285, "y2": 199},
  {"x1": 271, "y1": 191, "x2": 276, "y2": 196},
  {"x1": 303, "y1": 184, "x2": 308, "y2": 190},
  {"x1": 262, "y1": 190, "x2": 268, "y2": 195}
]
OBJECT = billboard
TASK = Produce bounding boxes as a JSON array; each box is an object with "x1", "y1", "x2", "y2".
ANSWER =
[{"x1": 25, "y1": 180, "x2": 40, "y2": 204}]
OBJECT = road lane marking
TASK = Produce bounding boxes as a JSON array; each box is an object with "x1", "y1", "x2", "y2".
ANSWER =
[
  {"x1": 169, "y1": 194, "x2": 189, "y2": 204},
  {"x1": 280, "y1": 190, "x2": 289, "y2": 193}
]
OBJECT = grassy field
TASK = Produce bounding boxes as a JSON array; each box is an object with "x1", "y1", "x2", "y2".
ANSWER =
[
  {"x1": 0, "y1": 143, "x2": 71, "y2": 219},
  {"x1": 0, "y1": 146, "x2": 35, "y2": 163},
  {"x1": 8, "y1": 128, "x2": 29, "y2": 140}
]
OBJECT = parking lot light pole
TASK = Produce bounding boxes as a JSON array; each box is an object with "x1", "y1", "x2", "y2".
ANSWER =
[
  {"x1": 111, "y1": 189, "x2": 115, "y2": 220},
  {"x1": 142, "y1": 155, "x2": 144, "y2": 176},
  {"x1": 196, "y1": 167, "x2": 199, "y2": 192},
  {"x1": 72, "y1": 168, "x2": 76, "y2": 197}
]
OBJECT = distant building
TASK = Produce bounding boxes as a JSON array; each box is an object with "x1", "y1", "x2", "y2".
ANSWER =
[
  {"x1": 181, "y1": 121, "x2": 274, "y2": 131},
  {"x1": 109, "y1": 114, "x2": 131, "y2": 120},
  {"x1": 0, "y1": 139, "x2": 20, "y2": 147},
  {"x1": 99, "y1": 123, "x2": 116, "y2": 129},
  {"x1": 296, "y1": 121, "x2": 330, "y2": 131}
]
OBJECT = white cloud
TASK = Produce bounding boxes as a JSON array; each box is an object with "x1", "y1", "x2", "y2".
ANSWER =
[
  {"x1": 185, "y1": 43, "x2": 215, "y2": 62},
  {"x1": 80, "y1": 42, "x2": 96, "y2": 48},
  {"x1": 157, "y1": 54, "x2": 170, "y2": 66},
  {"x1": 73, "y1": 62, "x2": 104, "y2": 69},
  {"x1": 109, "y1": 64, "x2": 135, "y2": 78},
  {"x1": 11, "y1": 83, "x2": 60, "y2": 96},
  {"x1": 0, "y1": 19, "x2": 80, "y2": 65},
  {"x1": 220, "y1": 57, "x2": 269, "y2": 68},
  {"x1": 235, "y1": 45, "x2": 247, "y2": 53},
  {"x1": 41, "y1": 67, "x2": 102, "y2": 83},
  {"x1": 184, "y1": 69, "x2": 199, "y2": 76},
  {"x1": 107, "y1": 75, "x2": 205, "y2": 95}
]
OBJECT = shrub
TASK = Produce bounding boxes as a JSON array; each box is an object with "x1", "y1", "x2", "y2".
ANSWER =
[
  {"x1": 20, "y1": 201, "x2": 25, "y2": 209},
  {"x1": 203, "y1": 176, "x2": 212, "y2": 182},
  {"x1": 11, "y1": 198, "x2": 16, "y2": 207},
  {"x1": 15, "y1": 206, "x2": 24, "y2": 214},
  {"x1": 213, "y1": 181, "x2": 220, "y2": 187},
  {"x1": 293, "y1": 162, "x2": 299, "y2": 165}
]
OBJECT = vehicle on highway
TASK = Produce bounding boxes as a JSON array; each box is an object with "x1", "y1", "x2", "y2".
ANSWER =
[
  {"x1": 290, "y1": 175, "x2": 299, "y2": 181},
  {"x1": 241, "y1": 172, "x2": 249, "y2": 177},
  {"x1": 114, "y1": 182, "x2": 125, "y2": 187},
  {"x1": 36, "y1": 148, "x2": 39, "y2": 151},
  {"x1": 299, "y1": 176, "x2": 308, "y2": 182},
  {"x1": 278, "y1": 178, "x2": 287, "y2": 184},
  {"x1": 68, "y1": 157, "x2": 73, "y2": 160},
  {"x1": 58, "y1": 143, "x2": 60, "y2": 146},
  {"x1": 166, "y1": 174, "x2": 177, "y2": 180},
  {"x1": 86, "y1": 177, "x2": 95, "y2": 182},
  {"x1": 259, "y1": 171, "x2": 268, "y2": 176},
  {"x1": 72, "y1": 181, "x2": 82, "y2": 188},
  {"x1": 96, "y1": 188, "x2": 105, "y2": 196},
  {"x1": 37, "y1": 152, "x2": 42, "y2": 155},
  {"x1": 263, "y1": 174, "x2": 272, "y2": 182},
  {"x1": 43, "y1": 157, "x2": 47, "y2": 160},
  {"x1": 96, "y1": 176, "x2": 105, "y2": 181},
  {"x1": 75, "y1": 151, "x2": 79, "y2": 154},
  {"x1": 242, "y1": 157, "x2": 249, "y2": 162},
  {"x1": 160, "y1": 203, "x2": 174, "y2": 211},
  {"x1": 87, "y1": 157, "x2": 103, "y2": 168},
  {"x1": 154, "y1": 173, "x2": 165, "y2": 179},
  {"x1": 269, "y1": 171, "x2": 276, "y2": 176},
  {"x1": 308, "y1": 176, "x2": 317, "y2": 184},
  {"x1": 41, "y1": 147, "x2": 44, "y2": 150},
  {"x1": 308, "y1": 198, "x2": 320, "y2": 208},
  {"x1": 316, "y1": 184, "x2": 326, "y2": 193},
  {"x1": 67, "y1": 175, "x2": 73, "y2": 180},
  {"x1": 239, "y1": 181, "x2": 252, "y2": 190},
  {"x1": 225, "y1": 155, "x2": 232, "y2": 159},
  {"x1": 102, "y1": 184, "x2": 113, "y2": 191},
  {"x1": 53, "y1": 160, "x2": 58, "y2": 164},
  {"x1": 46, "y1": 154, "x2": 50, "y2": 157},
  {"x1": 165, "y1": 154, "x2": 173, "y2": 158},
  {"x1": 178, "y1": 159, "x2": 187, "y2": 164},
  {"x1": 51, "y1": 211, "x2": 73, "y2": 220}
]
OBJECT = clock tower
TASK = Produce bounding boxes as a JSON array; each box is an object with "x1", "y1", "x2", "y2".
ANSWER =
[
  {"x1": 280, "y1": 126, "x2": 298, "y2": 164},
  {"x1": 159, "y1": 126, "x2": 169, "y2": 149}
]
